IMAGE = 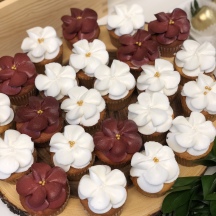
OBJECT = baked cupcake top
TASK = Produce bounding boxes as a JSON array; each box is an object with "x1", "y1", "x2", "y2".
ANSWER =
[
  {"x1": 167, "y1": 112, "x2": 216, "y2": 156},
  {"x1": 78, "y1": 165, "x2": 127, "y2": 214},
  {"x1": 148, "y1": 8, "x2": 190, "y2": 45},
  {"x1": 35, "y1": 62, "x2": 77, "y2": 100},
  {"x1": 0, "y1": 93, "x2": 14, "y2": 127},
  {"x1": 130, "y1": 141, "x2": 179, "y2": 193},
  {"x1": 175, "y1": 40, "x2": 216, "y2": 77},
  {"x1": 15, "y1": 96, "x2": 61, "y2": 140},
  {"x1": 107, "y1": 4, "x2": 145, "y2": 36},
  {"x1": 16, "y1": 163, "x2": 68, "y2": 211},
  {"x1": 61, "y1": 8, "x2": 99, "y2": 41},
  {"x1": 21, "y1": 26, "x2": 62, "y2": 63},
  {"x1": 93, "y1": 118, "x2": 142, "y2": 163},
  {"x1": 117, "y1": 29, "x2": 159, "y2": 67},
  {"x1": 128, "y1": 92, "x2": 173, "y2": 135},
  {"x1": 181, "y1": 74, "x2": 216, "y2": 114},
  {"x1": 137, "y1": 59, "x2": 180, "y2": 96},
  {"x1": 61, "y1": 86, "x2": 105, "y2": 126},
  {"x1": 50, "y1": 125, "x2": 94, "y2": 171},
  {"x1": 0, "y1": 53, "x2": 36, "y2": 95},
  {"x1": 69, "y1": 39, "x2": 109, "y2": 77},
  {"x1": 0, "y1": 129, "x2": 34, "y2": 180},
  {"x1": 94, "y1": 60, "x2": 135, "y2": 100}
]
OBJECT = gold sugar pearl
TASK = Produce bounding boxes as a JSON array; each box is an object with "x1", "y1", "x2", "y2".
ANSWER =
[
  {"x1": 38, "y1": 38, "x2": 44, "y2": 44},
  {"x1": 169, "y1": 20, "x2": 175, "y2": 25},
  {"x1": 77, "y1": 16, "x2": 82, "y2": 19},
  {"x1": 77, "y1": 100, "x2": 83, "y2": 106},
  {"x1": 135, "y1": 41, "x2": 142, "y2": 46},
  {"x1": 11, "y1": 65, "x2": 16, "y2": 70},
  {"x1": 205, "y1": 86, "x2": 212, "y2": 91},
  {"x1": 115, "y1": 134, "x2": 121, "y2": 140},
  {"x1": 153, "y1": 157, "x2": 159, "y2": 163},
  {"x1": 85, "y1": 52, "x2": 91, "y2": 57},
  {"x1": 69, "y1": 141, "x2": 75, "y2": 148},
  {"x1": 37, "y1": 110, "x2": 43, "y2": 114},
  {"x1": 39, "y1": 180, "x2": 46, "y2": 186},
  {"x1": 154, "y1": 72, "x2": 160, "y2": 77}
]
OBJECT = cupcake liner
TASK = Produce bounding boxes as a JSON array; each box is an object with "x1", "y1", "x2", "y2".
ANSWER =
[
  {"x1": 159, "y1": 42, "x2": 183, "y2": 57},
  {"x1": 108, "y1": 29, "x2": 121, "y2": 48},
  {"x1": 142, "y1": 132, "x2": 168, "y2": 145},
  {"x1": 0, "y1": 121, "x2": 14, "y2": 135},
  {"x1": 77, "y1": 70, "x2": 95, "y2": 89}
]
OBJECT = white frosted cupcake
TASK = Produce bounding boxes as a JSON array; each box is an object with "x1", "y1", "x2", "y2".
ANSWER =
[
  {"x1": 167, "y1": 112, "x2": 216, "y2": 166},
  {"x1": 130, "y1": 141, "x2": 179, "y2": 197}
]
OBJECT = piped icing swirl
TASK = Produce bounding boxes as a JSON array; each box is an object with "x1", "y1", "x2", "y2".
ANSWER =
[
  {"x1": 107, "y1": 4, "x2": 145, "y2": 36},
  {"x1": 128, "y1": 92, "x2": 173, "y2": 135},
  {"x1": 78, "y1": 165, "x2": 127, "y2": 214},
  {"x1": 50, "y1": 125, "x2": 94, "y2": 171},
  {"x1": 69, "y1": 39, "x2": 109, "y2": 77},
  {"x1": 137, "y1": 59, "x2": 180, "y2": 96},
  {"x1": 130, "y1": 141, "x2": 179, "y2": 193},
  {"x1": 0, "y1": 53, "x2": 36, "y2": 95},
  {"x1": 181, "y1": 74, "x2": 216, "y2": 114},
  {"x1": 94, "y1": 60, "x2": 135, "y2": 100},
  {"x1": 35, "y1": 63, "x2": 77, "y2": 100},
  {"x1": 0, "y1": 129, "x2": 34, "y2": 179},
  {"x1": 167, "y1": 112, "x2": 216, "y2": 156},
  {"x1": 61, "y1": 86, "x2": 105, "y2": 126},
  {"x1": 148, "y1": 8, "x2": 190, "y2": 45},
  {"x1": 21, "y1": 26, "x2": 62, "y2": 63},
  {"x1": 16, "y1": 163, "x2": 68, "y2": 211},
  {"x1": 175, "y1": 40, "x2": 216, "y2": 77}
]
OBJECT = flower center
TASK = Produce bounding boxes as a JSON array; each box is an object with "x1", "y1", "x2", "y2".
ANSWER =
[
  {"x1": 85, "y1": 52, "x2": 91, "y2": 57},
  {"x1": 37, "y1": 109, "x2": 43, "y2": 114},
  {"x1": 11, "y1": 65, "x2": 16, "y2": 70},
  {"x1": 154, "y1": 72, "x2": 160, "y2": 77},
  {"x1": 135, "y1": 41, "x2": 142, "y2": 46},
  {"x1": 77, "y1": 16, "x2": 82, "y2": 19},
  {"x1": 115, "y1": 134, "x2": 121, "y2": 140},
  {"x1": 153, "y1": 157, "x2": 159, "y2": 163},
  {"x1": 69, "y1": 141, "x2": 75, "y2": 148},
  {"x1": 39, "y1": 180, "x2": 46, "y2": 186},
  {"x1": 77, "y1": 100, "x2": 83, "y2": 106},
  {"x1": 169, "y1": 19, "x2": 175, "y2": 25},
  {"x1": 204, "y1": 86, "x2": 212, "y2": 95},
  {"x1": 38, "y1": 38, "x2": 44, "y2": 44}
]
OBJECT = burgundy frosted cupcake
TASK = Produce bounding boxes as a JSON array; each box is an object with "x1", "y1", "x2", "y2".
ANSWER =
[{"x1": 0, "y1": 53, "x2": 37, "y2": 106}]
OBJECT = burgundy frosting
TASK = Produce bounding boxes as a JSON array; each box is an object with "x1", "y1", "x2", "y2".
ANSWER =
[
  {"x1": 15, "y1": 96, "x2": 61, "y2": 140},
  {"x1": 0, "y1": 53, "x2": 36, "y2": 95},
  {"x1": 117, "y1": 29, "x2": 159, "y2": 67},
  {"x1": 93, "y1": 118, "x2": 142, "y2": 163},
  {"x1": 61, "y1": 8, "x2": 99, "y2": 41},
  {"x1": 148, "y1": 8, "x2": 190, "y2": 45},
  {"x1": 16, "y1": 163, "x2": 68, "y2": 211}
]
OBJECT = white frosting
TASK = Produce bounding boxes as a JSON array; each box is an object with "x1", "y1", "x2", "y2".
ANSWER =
[
  {"x1": 181, "y1": 73, "x2": 216, "y2": 114},
  {"x1": 61, "y1": 86, "x2": 105, "y2": 126},
  {"x1": 50, "y1": 125, "x2": 94, "y2": 171},
  {"x1": 94, "y1": 60, "x2": 135, "y2": 100},
  {"x1": 107, "y1": 4, "x2": 145, "y2": 36},
  {"x1": 35, "y1": 63, "x2": 77, "y2": 100},
  {"x1": 0, "y1": 130, "x2": 34, "y2": 179},
  {"x1": 130, "y1": 141, "x2": 179, "y2": 193},
  {"x1": 69, "y1": 39, "x2": 109, "y2": 77},
  {"x1": 0, "y1": 93, "x2": 14, "y2": 127},
  {"x1": 137, "y1": 59, "x2": 180, "y2": 96},
  {"x1": 175, "y1": 40, "x2": 216, "y2": 77},
  {"x1": 78, "y1": 165, "x2": 127, "y2": 214},
  {"x1": 21, "y1": 26, "x2": 62, "y2": 63},
  {"x1": 128, "y1": 92, "x2": 173, "y2": 135},
  {"x1": 167, "y1": 112, "x2": 216, "y2": 156}
]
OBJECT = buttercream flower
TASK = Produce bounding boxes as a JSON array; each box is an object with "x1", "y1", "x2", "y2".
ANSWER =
[
  {"x1": 35, "y1": 63, "x2": 77, "y2": 100},
  {"x1": 21, "y1": 26, "x2": 62, "y2": 63},
  {"x1": 148, "y1": 8, "x2": 190, "y2": 44},
  {"x1": 78, "y1": 165, "x2": 127, "y2": 214},
  {"x1": 50, "y1": 125, "x2": 94, "y2": 171},
  {"x1": 167, "y1": 112, "x2": 216, "y2": 156},
  {"x1": 0, "y1": 53, "x2": 36, "y2": 95},
  {"x1": 69, "y1": 39, "x2": 109, "y2": 76},
  {"x1": 117, "y1": 29, "x2": 159, "y2": 67},
  {"x1": 61, "y1": 86, "x2": 105, "y2": 126},
  {"x1": 0, "y1": 130, "x2": 34, "y2": 179},
  {"x1": 16, "y1": 163, "x2": 68, "y2": 211},
  {"x1": 130, "y1": 141, "x2": 179, "y2": 193},
  {"x1": 137, "y1": 59, "x2": 180, "y2": 96}
]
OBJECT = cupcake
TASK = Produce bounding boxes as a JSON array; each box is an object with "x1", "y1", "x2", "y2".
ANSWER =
[
  {"x1": 130, "y1": 141, "x2": 179, "y2": 197},
  {"x1": 167, "y1": 112, "x2": 216, "y2": 166},
  {"x1": 35, "y1": 62, "x2": 78, "y2": 103},
  {"x1": 117, "y1": 29, "x2": 159, "y2": 80},
  {"x1": 16, "y1": 163, "x2": 69, "y2": 216},
  {"x1": 0, "y1": 129, "x2": 35, "y2": 184},
  {"x1": 78, "y1": 165, "x2": 127, "y2": 216},
  {"x1": 21, "y1": 26, "x2": 63, "y2": 74},
  {"x1": 15, "y1": 96, "x2": 64, "y2": 147},
  {"x1": 107, "y1": 4, "x2": 145, "y2": 48},
  {"x1": 61, "y1": 86, "x2": 106, "y2": 135},
  {"x1": 148, "y1": 8, "x2": 190, "y2": 57},
  {"x1": 174, "y1": 40, "x2": 216, "y2": 85},
  {"x1": 94, "y1": 60, "x2": 135, "y2": 111},
  {"x1": 128, "y1": 92, "x2": 173, "y2": 144},
  {"x1": 69, "y1": 39, "x2": 109, "y2": 89},
  {"x1": 181, "y1": 73, "x2": 216, "y2": 121},
  {"x1": 0, "y1": 53, "x2": 37, "y2": 106},
  {"x1": 61, "y1": 8, "x2": 100, "y2": 50}
]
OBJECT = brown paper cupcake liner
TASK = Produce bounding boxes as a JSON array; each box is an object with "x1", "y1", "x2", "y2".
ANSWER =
[
  {"x1": 142, "y1": 132, "x2": 168, "y2": 145},
  {"x1": 159, "y1": 43, "x2": 183, "y2": 58},
  {"x1": 77, "y1": 70, "x2": 95, "y2": 89},
  {"x1": 108, "y1": 29, "x2": 121, "y2": 48}
]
